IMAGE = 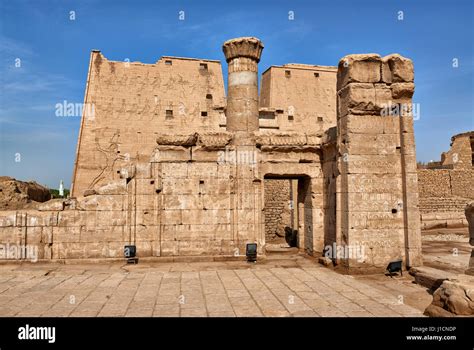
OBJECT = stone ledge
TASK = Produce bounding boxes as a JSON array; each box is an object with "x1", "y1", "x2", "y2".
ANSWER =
[
  {"x1": 156, "y1": 133, "x2": 197, "y2": 146},
  {"x1": 197, "y1": 132, "x2": 233, "y2": 150},
  {"x1": 255, "y1": 132, "x2": 322, "y2": 150},
  {"x1": 409, "y1": 266, "x2": 456, "y2": 291},
  {"x1": 0, "y1": 254, "x2": 261, "y2": 265},
  {"x1": 156, "y1": 132, "x2": 233, "y2": 150}
]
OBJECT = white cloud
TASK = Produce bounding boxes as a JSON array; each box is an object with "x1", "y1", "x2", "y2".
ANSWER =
[{"x1": 0, "y1": 36, "x2": 34, "y2": 57}]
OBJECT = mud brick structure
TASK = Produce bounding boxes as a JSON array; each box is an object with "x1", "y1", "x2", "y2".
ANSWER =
[{"x1": 0, "y1": 38, "x2": 426, "y2": 272}]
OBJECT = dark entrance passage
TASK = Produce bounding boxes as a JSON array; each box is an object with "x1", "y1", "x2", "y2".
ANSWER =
[
  {"x1": 263, "y1": 175, "x2": 312, "y2": 251},
  {"x1": 263, "y1": 179, "x2": 295, "y2": 245}
]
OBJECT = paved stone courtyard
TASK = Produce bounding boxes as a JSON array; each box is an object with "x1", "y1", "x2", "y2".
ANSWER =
[{"x1": 0, "y1": 255, "x2": 428, "y2": 317}]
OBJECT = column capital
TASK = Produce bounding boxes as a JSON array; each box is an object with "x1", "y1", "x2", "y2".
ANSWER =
[{"x1": 222, "y1": 37, "x2": 264, "y2": 63}]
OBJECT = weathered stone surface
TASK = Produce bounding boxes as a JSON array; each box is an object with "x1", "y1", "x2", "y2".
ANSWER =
[
  {"x1": 255, "y1": 132, "x2": 321, "y2": 147},
  {"x1": 374, "y1": 83, "x2": 392, "y2": 112},
  {"x1": 381, "y1": 58, "x2": 392, "y2": 84},
  {"x1": 340, "y1": 133, "x2": 400, "y2": 155},
  {"x1": 0, "y1": 176, "x2": 51, "y2": 210},
  {"x1": 423, "y1": 304, "x2": 455, "y2": 317},
  {"x1": 391, "y1": 83, "x2": 415, "y2": 100},
  {"x1": 338, "y1": 83, "x2": 376, "y2": 117},
  {"x1": 156, "y1": 134, "x2": 197, "y2": 146},
  {"x1": 96, "y1": 180, "x2": 127, "y2": 195},
  {"x1": 37, "y1": 199, "x2": 65, "y2": 211},
  {"x1": 424, "y1": 275, "x2": 474, "y2": 316},
  {"x1": 420, "y1": 209, "x2": 469, "y2": 230},
  {"x1": 382, "y1": 54, "x2": 414, "y2": 83},
  {"x1": 441, "y1": 132, "x2": 474, "y2": 170},
  {"x1": 197, "y1": 132, "x2": 233, "y2": 150},
  {"x1": 83, "y1": 189, "x2": 97, "y2": 196},
  {"x1": 409, "y1": 266, "x2": 455, "y2": 291},
  {"x1": 76, "y1": 195, "x2": 124, "y2": 211},
  {"x1": 152, "y1": 146, "x2": 191, "y2": 162},
  {"x1": 222, "y1": 37, "x2": 264, "y2": 63},
  {"x1": 337, "y1": 52, "x2": 422, "y2": 271},
  {"x1": 337, "y1": 54, "x2": 381, "y2": 90},
  {"x1": 338, "y1": 115, "x2": 400, "y2": 135}
]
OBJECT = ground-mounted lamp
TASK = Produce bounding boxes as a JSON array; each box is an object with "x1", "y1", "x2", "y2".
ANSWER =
[
  {"x1": 386, "y1": 259, "x2": 402, "y2": 277},
  {"x1": 124, "y1": 245, "x2": 138, "y2": 264},
  {"x1": 246, "y1": 243, "x2": 257, "y2": 263}
]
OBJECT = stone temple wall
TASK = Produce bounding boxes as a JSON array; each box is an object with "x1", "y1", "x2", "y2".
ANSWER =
[
  {"x1": 0, "y1": 135, "x2": 252, "y2": 260},
  {"x1": 0, "y1": 37, "x2": 426, "y2": 274},
  {"x1": 259, "y1": 64, "x2": 337, "y2": 133},
  {"x1": 0, "y1": 132, "x2": 322, "y2": 260},
  {"x1": 71, "y1": 52, "x2": 226, "y2": 197},
  {"x1": 152, "y1": 131, "x2": 260, "y2": 256}
]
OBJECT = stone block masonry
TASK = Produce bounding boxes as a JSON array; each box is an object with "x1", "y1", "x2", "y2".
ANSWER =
[
  {"x1": 71, "y1": 52, "x2": 227, "y2": 197},
  {"x1": 264, "y1": 179, "x2": 291, "y2": 241},
  {"x1": 336, "y1": 53, "x2": 422, "y2": 271}
]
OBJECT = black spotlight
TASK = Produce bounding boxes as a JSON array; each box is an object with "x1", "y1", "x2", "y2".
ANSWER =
[
  {"x1": 246, "y1": 243, "x2": 257, "y2": 263},
  {"x1": 124, "y1": 245, "x2": 138, "y2": 264},
  {"x1": 386, "y1": 259, "x2": 402, "y2": 277}
]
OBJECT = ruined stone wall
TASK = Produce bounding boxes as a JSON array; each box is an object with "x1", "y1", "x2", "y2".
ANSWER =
[
  {"x1": 417, "y1": 170, "x2": 451, "y2": 197},
  {"x1": 336, "y1": 53, "x2": 422, "y2": 271},
  {"x1": 72, "y1": 52, "x2": 226, "y2": 197},
  {"x1": 264, "y1": 179, "x2": 291, "y2": 241},
  {"x1": 417, "y1": 130, "x2": 473, "y2": 229},
  {"x1": 451, "y1": 170, "x2": 474, "y2": 197},
  {"x1": 259, "y1": 64, "x2": 337, "y2": 133},
  {"x1": 417, "y1": 168, "x2": 473, "y2": 229},
  {"x1": 0, "y1": 177, "x2": 51, "y2": 210},
  {"x1": 418, "y1": 169, "x2": 474, "y2": 199},
  {"x1": 0, "y1": 180, "x2": 141, "y2": 260},
  {"x1": 419, "y1": 196, "x2": 473, "y2": 213},
  {"x1": 440, "y1": 132, "x2": 473, "y2": 169},
  {"x1": 419, "y1": 198, "x2": 470, "y2": 229}
]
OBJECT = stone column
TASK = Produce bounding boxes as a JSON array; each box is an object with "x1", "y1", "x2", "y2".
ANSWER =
[
  {"x1": 222, "y1": 37, "x2": 264, "y2": 139},
  {"x1": 222, "y1": 37, "x2": 264, "y2": 255},
  {"x1": 336, "y1": 53, "x2": 422, "y2": 272}
]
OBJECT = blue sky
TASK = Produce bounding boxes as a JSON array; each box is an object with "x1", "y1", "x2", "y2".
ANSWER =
[{"x1": 0, "y1": 0, "x2": 473, "y2": 189}]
